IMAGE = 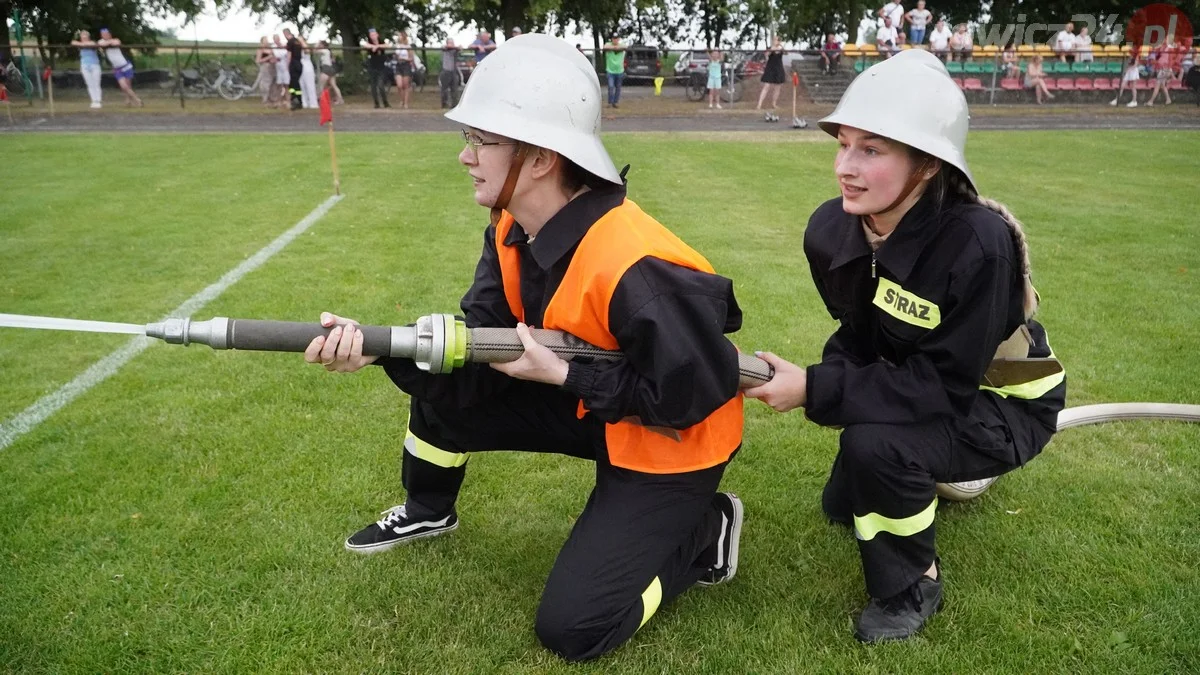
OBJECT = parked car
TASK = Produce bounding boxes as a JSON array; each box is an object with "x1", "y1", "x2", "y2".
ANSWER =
[
  {"x1": 673, "y1": 49, "x2": 711, "y2": 84},
  {"x1": 596, "y1": 44, "x2": 662, "y2": 82},
  {"x1": 456, "y1": 50, "x2": 476, "y2": 83}
]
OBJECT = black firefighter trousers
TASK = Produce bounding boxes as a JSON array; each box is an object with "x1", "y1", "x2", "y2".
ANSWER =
[
  {"x1": 398, "y1": 379, "x2": 732, "y2": 662},
  {"x1": 821, "y1": 390, "x2": 1054, "y2": 600}
]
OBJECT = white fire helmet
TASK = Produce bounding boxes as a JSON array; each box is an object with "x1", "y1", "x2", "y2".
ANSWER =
[
  {"x1": 445, "y1": 34, "x2": 622, "y2": 184},
  {"x1": 819, "y1": 49, "x2": 976, "y2": 191}
]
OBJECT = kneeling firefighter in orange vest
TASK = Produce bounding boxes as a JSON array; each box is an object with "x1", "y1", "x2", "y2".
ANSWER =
[{"x1": 304, "y1": 34, "x2": 746, "y2": 662}]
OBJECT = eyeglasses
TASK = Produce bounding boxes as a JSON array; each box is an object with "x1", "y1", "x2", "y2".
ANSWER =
[{"x1": 461, "y1": 129, "x2": 517, "y2": 161}]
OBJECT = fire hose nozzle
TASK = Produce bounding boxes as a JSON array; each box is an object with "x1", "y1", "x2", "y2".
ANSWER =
[{"x1": 146, "y1": 317, "x2": 231, "y2": 349}]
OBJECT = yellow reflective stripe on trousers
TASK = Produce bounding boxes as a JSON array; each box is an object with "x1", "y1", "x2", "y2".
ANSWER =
[
  {"x1": 404, "y1": 430, "x2": 469, "y2": 468},
  {"x1": 981, "y1": 348, "x2": 1066, "y2": 400},
  {"x1": 981, "y1": 370, "x2": 1066, "y2": 400},
  {"x1": 854, "y1": 498, "x2": 938, "y2": 541},
  {"x1": 638, "y1": 576, "x2": 663, "y2": 630}
]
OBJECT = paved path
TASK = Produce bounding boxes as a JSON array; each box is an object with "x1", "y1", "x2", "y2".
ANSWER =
[{"x1": 4, "y1": 109, "x2": 1199, "y2": 133}]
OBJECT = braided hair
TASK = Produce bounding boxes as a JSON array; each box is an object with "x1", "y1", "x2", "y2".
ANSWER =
[{"x1": 926, "y1": 161, "x2": 1039, "y2": 321}]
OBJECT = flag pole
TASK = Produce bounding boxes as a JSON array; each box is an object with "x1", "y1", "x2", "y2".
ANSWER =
[{"x1": 327, "y1": 120, "x2": 341, "y2": 195}]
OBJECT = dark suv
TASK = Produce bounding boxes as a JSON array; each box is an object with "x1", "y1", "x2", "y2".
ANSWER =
[{"x1": 596, "y1": 45, "x2": 662, "y2": 82}]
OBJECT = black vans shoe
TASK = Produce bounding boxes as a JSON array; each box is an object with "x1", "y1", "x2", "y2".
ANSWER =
[{"x1": 344, "y1": 504, "x2": 458, "y2": 554}]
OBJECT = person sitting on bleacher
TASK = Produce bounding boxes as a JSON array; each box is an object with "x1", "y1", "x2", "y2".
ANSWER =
[
  {"x1": 1002, "y1": 41, "x2": 1020, "y2": 78},
  {"x1": 1054, "y1": 22, "x2": 1076, "y2": 63},
  {"x1": 949, "y1": 24, "x2": 973, "y2": 61},
  {"x1": 822, "y1": 34, "x2": 843, "y2": 74},
  {"x1": 1025, "y1": 54, "x2": 1055, "y2": 104},
  {"x1": 877, "y1": 17, "x2": 899, "y2": 58},
  {"x1": 1074, "y1": 26, "x2": 1093, "y2": 62},
  {"x1": 928, "y1": 19, "x2": 952, "y2": 61}
]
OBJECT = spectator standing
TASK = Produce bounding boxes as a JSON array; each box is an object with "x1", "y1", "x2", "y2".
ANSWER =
[
  {"x1": 362, "y1": 28, "x2": 391, "y2": 109},
  {"x1": 821, "y1": 33, "x2": 842, "y2": 74},
  {"x1": 879, "y1": 1, "x2": 905, "y2": 31},
  {"x1": 757, "y1": 36, "x2": 786, "y2": 120},
  {"x1": 906, "y1": 1, "x2": 932, "y2": 45},
  {"x1": 439, "y1": 37, "x2": 462, "y2": 108},
  {"x1": 928, "y1": 19, "x2": 952, "y2": 60},
  {"x1": 71, "y1": 30, "x2": 103, "y2": 109},
  {"x1": 707, "y1": 48, "x2": 723, "y2": 109},
  {"x1": 510, "y1": 27, "x2": 522, "y2": 39},
  {"x1": 316, "y1": 40, "x2": 343, "y2": 105},
  {"x1": 1146, "y1": 43, "x2": 1178, "y2": 106},
  {"x1": 877, "y1": 18, "x2": 899, "y2": 58},
  {"x1": 272, "y1": 35, "x2": 289, "y2": 108},
  {"x1": 949, "y1": 23, "x2": 973, "y2": 61},
  {"x1": 603, "y1": 35, "x2": 627, "y2": 108},
  {"x1": 1111, "y1": 55, "x2": 1140, "y2": 107},
  {"x1": 253, "y1": 36, "x2": 277, "y2": 106},
  {"x1": 299, "y1": 33, "x2": 318, "y2": 109},
  {"x1": 1025, "y1": 54, "x2": 1054, "y2": 104},
  {"x1": 282, "y1": 28, "x2": 306, "y2": 110},
  {"x1": 470, "y1": 31, "x2": 498, "y2": 62},
  {"x1": 97, "y1": 28, "x2": 142, "y2": 107},
  {"x1": 393, "y1": 31, "x2": 416, "y2": 110},
  {"x1": 1054, "y1": 22, "x2": 1076, "y2": 63},
  {"x1": 1074, "y1": 26, "x2": 1094, "y2": 62}
]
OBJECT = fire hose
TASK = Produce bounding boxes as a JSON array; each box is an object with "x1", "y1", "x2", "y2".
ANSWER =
[{"x1": 1, "y1": 312, "x2": 1198, "y2": 432}]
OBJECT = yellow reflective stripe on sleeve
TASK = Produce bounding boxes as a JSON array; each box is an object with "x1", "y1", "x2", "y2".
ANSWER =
[
  {"x1": 638, "y1": 576, "x2": 663, "y2": 630},
  {"x1": 873, "y1": 278, "x2": 941, "y2": 329},
  {"x1": 404, "y1": 430, "x2": 469, "y2": 468},
  {"x1": 854, "y1": 498, "x2": 938, "y2": 541}
]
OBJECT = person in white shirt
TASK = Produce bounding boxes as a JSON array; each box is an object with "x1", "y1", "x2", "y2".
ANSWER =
[
  {"x1": 392, "y1": 30, "x2": 417, "y2": 109},
  {"x1": 905, "y1": 0, "x2": 933, "y2": 45},
  {"x1": 299, "y1": 32, "x2": 318, "y2": 109},
  {"x1": 1074, "y1": 25, "x2": 1093, "y2": 62},
  {"x1": 879, "y1": 1, "x2": 905, "y2": 30},
  {"x1": 949, "y1": 23, "x2": 973, "y2": 61},
  {"x1": 97, "y1": 28, "x2": 142, "y2": 107},
  {"x1": 876, "y1": 17, "x2": 899, "y2": 58},
  {"x1": 272, "y1": 34, "x2": 289, "y2": 109},
  {"x1": 928, "y1": 19, "x2": 952, "y2": 60},
  {"x1": 1054, "y1": 22, "x2": 1076, "y2": 62}
]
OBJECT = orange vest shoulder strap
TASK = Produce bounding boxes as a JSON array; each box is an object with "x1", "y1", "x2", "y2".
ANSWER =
[
  {"x1": 493, "y1": 211, "x2": 525, "y2": 323},
  {"x1": 543, "y1": 199, "x2": 715, "y2": 349}
]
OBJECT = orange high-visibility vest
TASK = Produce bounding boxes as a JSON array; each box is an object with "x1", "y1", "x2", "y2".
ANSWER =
[{"x1": 494, "y1": 199, "x2": 743, "y2": 474}]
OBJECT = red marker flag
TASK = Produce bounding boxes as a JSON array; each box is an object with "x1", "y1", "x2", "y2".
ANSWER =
[
  {"x1": 791, "y1": 72, "x2": 799, "y2": 87},
  {"x1": 0, "y1": 86, "x2": 8, "y2": 102},
  {"x1": 319, "y1": 89, "x2": 333, "y2": 126}
]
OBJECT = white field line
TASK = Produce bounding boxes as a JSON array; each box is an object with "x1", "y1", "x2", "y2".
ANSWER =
[{"x1": 0, "y1": 194, "x2": 344, "y2": 451}]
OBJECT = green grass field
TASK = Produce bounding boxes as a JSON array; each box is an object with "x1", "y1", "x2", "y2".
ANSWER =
[{"x1": 1, "y1": 131, "x2": 1198, "y2": 673}]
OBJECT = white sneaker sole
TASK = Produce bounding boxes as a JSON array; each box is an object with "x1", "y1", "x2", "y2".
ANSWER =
[
  {"x1": 935, "y1": 476, "x2": 999, "y2": 502},
  {"x1": 343, "y1": 520, "x2": 459, "y2": 554}
]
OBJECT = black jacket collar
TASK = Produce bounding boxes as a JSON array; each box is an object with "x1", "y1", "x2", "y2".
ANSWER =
[
  {"x1": 829, "y1": 191, "x2": 946, "y2": 283},
  {"x1": 503, "y1": 183, "x2": 628, "y2": 271}
]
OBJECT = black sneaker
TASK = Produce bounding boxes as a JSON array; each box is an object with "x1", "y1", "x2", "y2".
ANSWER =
[
  {"x1": 854, "y1": 573, "x2": 943, "y2": 643},
  {"x1": 697, "y1": 492, "x2": 744, "y2": 586},
  {"x1": 344, "y1": 504, "x2": 458, "y2": 554}
]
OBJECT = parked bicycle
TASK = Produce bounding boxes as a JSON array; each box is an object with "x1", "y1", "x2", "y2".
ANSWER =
[
  {"x1": 684, "y1": 61, "x2": 745, "y2": 104},
  {"x1": 176, "y1": 62, "x2": 255, "y2": 100},
  {"x1": 2, "y1": 57, "x2": 33, "y2": 97}
]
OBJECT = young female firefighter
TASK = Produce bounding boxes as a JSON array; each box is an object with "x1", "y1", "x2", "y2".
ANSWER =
[
  {"x1": 745, "y1": 49, "x2": 1066, "y2": 643},
  {"x1": 304, "y1": 34, "x2": 746, "y2": 662}
]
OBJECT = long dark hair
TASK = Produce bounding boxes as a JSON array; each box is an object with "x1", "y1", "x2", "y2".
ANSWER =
[{"x1": 921, "y1": 154, "x2": 1039, "y2": 319}]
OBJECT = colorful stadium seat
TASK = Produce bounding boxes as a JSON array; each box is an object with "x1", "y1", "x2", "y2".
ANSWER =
[
  {"x1": 1043, "y1": 78, "x2": 1058, "y2": 90},
  {"x1": 1000, "y1": 77, "x2": 1022, "y2": 90},
  {"x1": 1056, "y1": 77, "x2": 1076, "y2": 90},
  {"x1": 1093, "y1": 78, "x2": 1112, "y2": 90},
  {"x1": 1074, "y1": 77, "x2": 1093, "y2": 90},
  {"x1": 963, "y1": 77, "x2": 985, "y2": 90},
  {"x1": 1071, "y1": 61, "x2": 1091, "y2": 73},
  {"x1": 953, "y1": 77, "x2": 965, "y2": 89},
  {"x1": 945, "y1": 61, "x2": 964, "y2": 73}
]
